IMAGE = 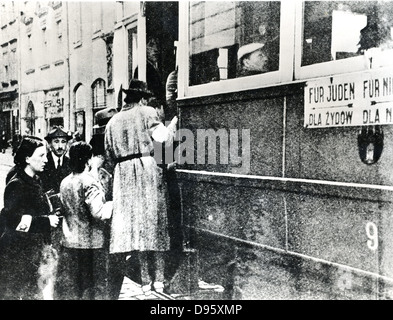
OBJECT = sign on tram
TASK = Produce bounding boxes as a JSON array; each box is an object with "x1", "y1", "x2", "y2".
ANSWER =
[{"x1": 304, "y1": 68, "x2": 393, "y2": 128}]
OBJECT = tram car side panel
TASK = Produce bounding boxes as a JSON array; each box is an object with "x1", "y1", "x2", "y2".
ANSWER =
[
  {"x1": 177, "y1": 84, "x2": 393, "y2": 299},
  {"x1": 286, "y1": 191, "x2": 380, "y2": 272},
  {"x1": 286, "y1": 92, "x2": 393, "y2": 278},
  {"x1": 180, "y1": 178, "x2": 287, "y2": 248},
  {"x1": 178, "y1": 94, "x2": 284, "y2": 176},
  {"x1": 285, "y1": 93, "x2": 393, "y2": 185}
]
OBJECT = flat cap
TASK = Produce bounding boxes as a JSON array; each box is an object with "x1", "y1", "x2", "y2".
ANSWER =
[{"x1": 237, "y1": 43, "x2": 265, "y2": 61}]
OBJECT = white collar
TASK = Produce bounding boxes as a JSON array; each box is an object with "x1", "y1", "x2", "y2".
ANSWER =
[{"x1": 51, "y1": 153, "x2": 64, "y2": 168}]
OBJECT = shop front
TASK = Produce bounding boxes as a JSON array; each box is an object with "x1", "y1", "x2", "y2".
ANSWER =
[{"x1": 0, "y1": 90, "x2": 18, "y2": 143}]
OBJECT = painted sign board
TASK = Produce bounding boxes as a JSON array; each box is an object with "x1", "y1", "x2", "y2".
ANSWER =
[
  {"x1": 304, "y1": 68, "x2": 393, "y2": 128},
  {"x1": 44, "y1": 90, "x2": 64, "y2": 118}
]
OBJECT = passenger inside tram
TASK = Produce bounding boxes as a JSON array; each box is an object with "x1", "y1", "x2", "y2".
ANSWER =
[{"x1": 237, "y1": 42, "x2": 269, "y2": 77}]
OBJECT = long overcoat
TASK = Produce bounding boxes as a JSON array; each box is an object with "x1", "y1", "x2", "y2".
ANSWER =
[{"x1": 104, "y1": 104, "x2": 170, "y2": 254}]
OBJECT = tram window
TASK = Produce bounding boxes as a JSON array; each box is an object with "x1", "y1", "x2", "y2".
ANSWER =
[
  {"x1": 302, "y1": 1, "x2": 393, "y2": 67},
  {"x1": 188, "y1": 1, "x2": 280, "y2": 86}
]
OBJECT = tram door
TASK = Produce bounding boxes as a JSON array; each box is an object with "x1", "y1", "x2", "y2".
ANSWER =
[
  {"x1": 145, "y1": 2, "x2": 178, "y2": 108},
  {"x1": 126, "y1": 2, "x2": 180, "y2": 285}
]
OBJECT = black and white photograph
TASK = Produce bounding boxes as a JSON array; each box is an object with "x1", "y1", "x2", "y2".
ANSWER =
[{"x1": 0, "y1": 0, "x2": 393, "y2": 306}]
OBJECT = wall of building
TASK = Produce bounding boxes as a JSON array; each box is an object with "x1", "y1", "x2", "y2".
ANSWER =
[
  {"x1": 0, "y1": 1, "x2": 128, "y2": 142},
  {"x1": 0, "y1": 1, "x2": 21, "y2": 140},
  {"x1": 67, "y1": 1, "x2": 116, "y2": 142},
  {"x1": 18, "y1": 1, "x2": 68, "y2": 137},
  {"x1": 0, "y1": 1, "x2": 148, "y2": 142},
  {"x1": 112, "y1": 2, "x2": 139, "y2": 111}
]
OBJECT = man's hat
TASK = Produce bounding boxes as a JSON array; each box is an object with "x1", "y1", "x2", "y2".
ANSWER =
[
  {"x1": 121, "y1": 79, "x2": 153, "y2": 98},
  {"x1": 44, "y1": 126, "x2": 72, "y2": 142},
  {"x1": 93, "y1": 107, "x2": 118, "y2": 129},
  {"x1": 237, "y1": 42, "x2": 265, "y2": 61}
]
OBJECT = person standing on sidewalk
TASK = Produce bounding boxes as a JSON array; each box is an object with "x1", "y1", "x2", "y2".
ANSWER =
[
  {"x1": 40, "y1": 126, "x2": 72, "y2": 248},
  {"x1": 41, "y1": 126, "x2": 72, "y2": 194},
  {"x1": 39, "y1": 126, "x2": 72, "y2": 298},
  {"x1": 0, "y1": 136, "x2": 60, "y2": 300},
  {"x1": 56, "y1": 141, "x2": 112, "y2": 300},
  {"x1": 104, "y1": 79, "x2": 178, "y2": 298},
  {"x1": 11, "y1": 130, "x2": 22, "y2": 156},
  {"x1": 7, "y1": 127, "x2": 72, "y2": 193},
  {"x1": 89, "y1": 107, "x2": 117, "y2": 201},
  {"x1": 1, "y1": 131, "x2": 7, "y2": 153}
]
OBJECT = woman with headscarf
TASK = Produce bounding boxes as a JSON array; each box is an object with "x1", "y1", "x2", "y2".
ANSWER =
[
  {"x1": 104, "y1": 79, "x2": 177, "y2": 298},
  {"x1": 0, "y1": 136, "x2": 60, "y2": 300}
]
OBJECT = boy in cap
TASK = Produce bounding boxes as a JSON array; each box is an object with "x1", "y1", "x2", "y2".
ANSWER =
[
  {"x1": 90, "y1": 107, "x2": 118, "y2": 158},
  {"x1": 89, "y1": 107, "x2": 118, "y2": 201}
]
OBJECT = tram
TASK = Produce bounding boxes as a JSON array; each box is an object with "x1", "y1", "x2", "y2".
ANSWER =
[{"x1": 166, "y1": 1, "x2": 393, "y2": 300}]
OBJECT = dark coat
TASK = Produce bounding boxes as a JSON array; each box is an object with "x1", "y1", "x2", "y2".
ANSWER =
[
  {"x1": 5, "y1": 165, "x2": 18, "y2": 185},
  {"x1": 89, "y1": 133, "x2": 105, "y2": 156},
  {"x1": 40, "y1": 152, "x2": 71, "y2": 194},
  {"x1": 0, "y1": 170, "x2": 52, "y2": 300}
]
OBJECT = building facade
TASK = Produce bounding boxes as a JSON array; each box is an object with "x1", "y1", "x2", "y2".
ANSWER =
[
  {"x1": 68, "y1": 1, "x2": 116, "y2": 142},
  {"x1": 19, "y1": 1, "x2": 69, "y2": 137},
  {"x1": 0, "y1": 1, "x2": 20, "y2": 142},
  {"x1": 0, "y1": 1, "x2": 177, "y2": 143}
]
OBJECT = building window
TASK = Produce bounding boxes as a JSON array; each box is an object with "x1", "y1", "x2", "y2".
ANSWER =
[
  {"x1": 25, "y1": 101, "x2": 35, "y2": 136},
  {"x1": 3, "y1": 65, "x2": 9, "y2": 86},
  {"x1": 27, "y1": 34, "x2": 32, "y2": 51},
  {"x1": 2, "y1": 43, "x2": 8, "y2": 57},
  {"x1": 57, "y1": 20, "x2": 62, "y2": 43},
  {"x1": 128, "y1": 28, "x2": 138, "y2": 83},
  {"x1": 116, "y1": 1, "x2": 125, "y2": 21},
  {"x1": 49, "y1": 1, "x2": 62, "y2": 10},
  {"x1": 188, "y1": 1, "x2": 280, "y2": 86},
  {"x1": 105, "y1": 34, "x2": 114, "y2": 89},
  {"x1": 92, "y1": 79, "x2": 106, "y2": 133},
  {"x1": 92, "y1": 2, "x2": 103, "y2": 34},
  {"x1": 72, "y1": 2, "x2": 82, "y2": 46},
  {"x1": 42, "y1": 28, "x2": 47, "y2": 46},
  {"x1": 92, "y1": 79, "x2": 106, "y2": 111}
]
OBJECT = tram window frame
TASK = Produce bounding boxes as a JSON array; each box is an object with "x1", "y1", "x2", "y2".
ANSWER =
[
  {"x1": 294, "y1": 1, "x2": 393, "y2": 80},
  {"x1": 177, "y1": 1, "x2": 296, "y2": 99}
]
